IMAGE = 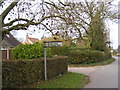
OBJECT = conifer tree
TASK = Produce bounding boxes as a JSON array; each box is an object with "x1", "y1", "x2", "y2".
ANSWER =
[{"x1": 88, "y1": 10, "x2": 108, "y2": 51}]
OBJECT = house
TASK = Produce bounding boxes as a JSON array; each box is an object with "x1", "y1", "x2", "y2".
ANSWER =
[
  {"x1": 1, "y1": 33, "x2": 21, "y2": 60},
  {"x1": 39, "y1": 35, "x2": 70, "y2": 46},
  {"x1": 22, "y1": 33, "x2": 39, "y2": 44},
  {"x1": 40, "y1": 35, "x2": 86, "y2": 46}
]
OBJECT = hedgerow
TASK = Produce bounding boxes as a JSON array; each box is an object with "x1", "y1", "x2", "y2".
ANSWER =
[
  {"x1": 68, "y1": 50, "x2": 111, "y2": 64},
  {"x1": 13, "y1": 42, "x2": 52, "y2": 59}
]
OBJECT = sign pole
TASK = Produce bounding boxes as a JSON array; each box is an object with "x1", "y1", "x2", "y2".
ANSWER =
[
  {"x1": 44, "y1": 47, "x2": 47, "y2": 80},
  {"x1": 43, "y1": 41, "x2": 62, "y2": 81}
]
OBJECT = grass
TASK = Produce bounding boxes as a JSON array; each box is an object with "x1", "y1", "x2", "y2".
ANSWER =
[
  {"x1": 68, "y1": 58, "x2": 115, "y2": 67},
  {"x1": 36, "y1": 72, "x2": 89, "y2": 88}
]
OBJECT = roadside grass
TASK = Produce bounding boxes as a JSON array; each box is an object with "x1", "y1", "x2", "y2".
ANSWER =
[
  {"x1": 36, "y1": 72, "x2": 89, "y2": 88},
  {"x1": 68, "y1": 58, "x2": 115, "y2": 67}
]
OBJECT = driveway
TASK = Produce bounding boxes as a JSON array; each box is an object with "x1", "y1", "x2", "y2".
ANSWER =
[{"x1": 68, "y1": 56, "x2": 118, "y2": 88}]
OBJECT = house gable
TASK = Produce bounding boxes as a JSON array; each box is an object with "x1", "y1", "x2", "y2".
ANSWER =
[
  {"x1": 2, "y1": 33, "x2": 21, "y2": 48},
  {"x1": 23, "y1": 33, "x2": 39, "y2": 44}
]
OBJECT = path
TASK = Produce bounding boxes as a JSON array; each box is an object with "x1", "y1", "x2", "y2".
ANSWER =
[{"x1": 68, "y1": 57, "x2": 118, "y2": 88}]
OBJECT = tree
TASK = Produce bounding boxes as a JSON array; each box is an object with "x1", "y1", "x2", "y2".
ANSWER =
[
  {"x1": 1, "y1": 0, "x2": 67, "y2": 39},
  {"x1": 88, "y1": 9, "x2": 108, "y2": 51},
  {"x1": 1, "y1": 0, "x2": 20, "y2": 39},
  {"x1": 1, "y1": 0, "x2": 117, "y2": 42},
  {"x1": 42, "y1": 0, "x2": 117, "y2": 42}
]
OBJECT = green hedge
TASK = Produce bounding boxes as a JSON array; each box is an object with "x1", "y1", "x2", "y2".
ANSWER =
[
  {"x1": 68, "y1": 50, "x2": 111, "y2": 64},
  {"x1": 69, "y1": 46, "x2": 88, "y2": 51},
  {"x1": 2, "y1": 56, "x2": 68, "y2": 88},
  {"x1": 51, "y1": 46, "x2": 70, "y2": 56}
]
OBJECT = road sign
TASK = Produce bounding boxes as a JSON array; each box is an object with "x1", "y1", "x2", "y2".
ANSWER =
[
  {"x1": 44, "y1": 41, "x2": 62, "y2": 48},
  {"x1": 43, "y1": 41, "x2": 62, "y2": 80}
]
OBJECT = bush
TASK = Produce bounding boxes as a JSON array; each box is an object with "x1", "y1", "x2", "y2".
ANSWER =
[
  {"x1": 2, "y1": 56, "x2": 68, "y2": 88},
  {"x1": 13, "y1": 42, "x2": 52, "y2": 59},
  {"x1": 69, "y1": 46, "x2": 89, "y2": 51},
  {"x1": 68, "y1": 50, "x2": 111, "y2": 64},
  {"x1": 104, "y1": 51, "x2": 111, "y2": 59},
  {"x1": 51, "y1": 46, "x2": 70, "y2": 56}
]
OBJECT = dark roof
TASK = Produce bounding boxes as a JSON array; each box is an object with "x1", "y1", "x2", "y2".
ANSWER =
[{"x1": 2, "y1": 33, "x2": 21, "y2": 47}]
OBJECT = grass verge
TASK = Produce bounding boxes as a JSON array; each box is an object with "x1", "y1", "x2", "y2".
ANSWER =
[
  {"x1": 68, "y1": 58, "x2": 115, "y2": 67},
  {"x1": 36, "y1": 72, "x2": 89, "y2": 88}
]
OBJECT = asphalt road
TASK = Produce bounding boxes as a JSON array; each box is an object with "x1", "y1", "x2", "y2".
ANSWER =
[{"x1": 68, "y1": 56, "x2": 119, "y2": 88}]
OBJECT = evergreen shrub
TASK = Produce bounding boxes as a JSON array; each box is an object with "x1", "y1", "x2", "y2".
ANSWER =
[
  {"x1": 51, "y1": 46, "x2": 70, "y2": 56},
  {"x1": 13, "y1": 42, "x2": 52, "y2": 59},
  {"x1": 2, "y1": 56, "x2": 68, "y2": 88},
  {"x1": 68, "y1": 50, "x2": 111, "y2": 64}
]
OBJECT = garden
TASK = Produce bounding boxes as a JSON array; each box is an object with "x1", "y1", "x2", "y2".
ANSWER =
[
  {"x1": 1, "y1": 0, "x2": 117, "y2": 88},
  {"x1": 2, "y1": 41, "x2": 114, "y2": 88}
]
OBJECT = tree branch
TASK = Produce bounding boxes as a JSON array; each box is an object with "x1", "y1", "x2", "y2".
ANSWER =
[
  {"x1": 1, "y1": 0, "x2": 20, "y2": 23},
  {"x1": 3, "y1": 15, "x2": 66, "y2": 33},
  {"x1": 3, "y1": 18, "x2": 31, "y2": 27},
  {"x1": 41, "y1": 23, "x2": 54, "y2": 35}
]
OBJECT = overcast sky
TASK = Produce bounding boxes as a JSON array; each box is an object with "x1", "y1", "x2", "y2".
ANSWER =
[{"x1": 108, "y1": 20, "x2": 118, "y2": 49}]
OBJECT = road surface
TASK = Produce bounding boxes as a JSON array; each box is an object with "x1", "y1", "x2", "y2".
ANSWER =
[{"x1": 68, "y1": 56, "x2": 118, "y2": 88}]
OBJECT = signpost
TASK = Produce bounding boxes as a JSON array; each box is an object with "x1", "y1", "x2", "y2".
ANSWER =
[{"x1": 44, "y1": 41, "x2": 62, "y2": 80}]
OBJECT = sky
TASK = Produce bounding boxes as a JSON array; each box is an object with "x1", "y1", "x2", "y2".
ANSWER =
[
  {"x1": 1, "y1": 0, "x2": 119, "y2": 49},
  {"x1": 108, "y1": 21, "x2": 118, "y2": 49}
]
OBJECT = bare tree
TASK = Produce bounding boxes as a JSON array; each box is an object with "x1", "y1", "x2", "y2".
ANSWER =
[
  {"x1": 43, "y1": 0, "x2": 117, "y2": 41},
  {"x1": 1, "y1": 0, "x2": 117, "y2": 41}
]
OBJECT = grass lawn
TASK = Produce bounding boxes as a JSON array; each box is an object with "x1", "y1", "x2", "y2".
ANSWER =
[
  {"x1": 36, "y1": 72, "x2": 89, "y2": 88},
  {"x1": 68, "y1": 58, "x2": 115, "y2": 67}
]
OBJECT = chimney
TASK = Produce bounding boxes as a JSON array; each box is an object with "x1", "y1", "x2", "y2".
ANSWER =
[
  {"x1": 26, "y1": 33, "x2": 29, "y2": 40},
  {"x1": 22, "y1": 33, "x2": 29, "y2": 44}
]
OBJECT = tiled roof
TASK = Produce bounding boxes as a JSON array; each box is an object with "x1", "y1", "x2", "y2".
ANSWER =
[
  {"x1": 22, "y1": 33, "x2": 40, "y2": 44},
  {"x1": 2, "y1": 33, "x2": 21, "y2": 47},
  {"x1": 29, "y1": 38, "x2": 39, "y2": 43}
]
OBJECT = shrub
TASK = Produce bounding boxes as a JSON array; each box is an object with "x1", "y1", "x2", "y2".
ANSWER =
[
  {"x1": 104, "y1": 51, "x2": 111, "y2": 59},
  {"x1": 69, "y1": 46, "x2": 89, "y2": 51},
  {"x1": 51, "y1": 45, "x2": 70, "y2": 56},
  {"x1": 68, "y1": 50, "x2": 111, "y2": 64},
  {"x1": 13, "y1": 42, "x2": 52, "y2": 59},
  {"x1": 2, "y1": 56, "x2": 68, "y2": 88}
]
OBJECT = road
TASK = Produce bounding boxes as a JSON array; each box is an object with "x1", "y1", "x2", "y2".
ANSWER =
[{"x1": 68, "y1": 56, "x2": 118, "y2": 88}]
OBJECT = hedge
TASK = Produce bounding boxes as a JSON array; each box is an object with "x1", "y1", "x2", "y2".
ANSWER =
[
  {"x1": 13, "y1": 42, "x2": 52, "y2": 59},
  {"x1": 51, "y1": 46, "x2": 70, "y2": 56},
  {"x1": 68, "y1": 50, "x2": 111, "y2": 64},
  {"x1": 2, "y1": 56, "x2": 68, "y2": 88}
]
